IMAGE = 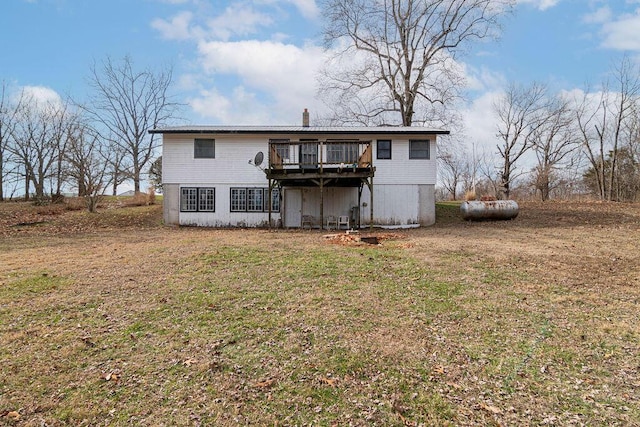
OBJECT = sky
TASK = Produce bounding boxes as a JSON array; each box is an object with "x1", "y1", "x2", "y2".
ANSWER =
[{"x1": 1, "y1": 0, "x2": 640, "y2": 149}]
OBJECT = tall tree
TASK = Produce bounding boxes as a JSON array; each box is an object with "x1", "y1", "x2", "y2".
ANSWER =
[
  {"x1": 0, "y1": 81, "x2": 22, "y2": 201},
  {"x1": 320, "y1": 0, "x2": 514, "y2": 126},
  {"x1": 530, "y1": 94, "x2": 580, "y2": 201},
  {"x1": 575, "y1": 56, "x2": 640, "y2": 201},
  {"x1": 9, "y1": 94, "x2": 71, "y2": 201},
  {"x1": 148, "y1": 155, "x2": 162, "y2": 193},
  {"x1": 64, "y1": 121, "x2": 113, "y2": 212},
  {"x1": 493, "y1": 82, "x2": 549, "y2": 199},
  {"x1": 85, "y1": 56, "x2": 179, "y2": 193}
]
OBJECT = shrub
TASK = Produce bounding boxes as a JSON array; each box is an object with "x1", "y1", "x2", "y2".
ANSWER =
[
  {"x1": 64, "y1": 197, "x2": 88, "y2": 211},
  {"x1": 464, "y1": 190, "x2": 476, "y2": 201}
]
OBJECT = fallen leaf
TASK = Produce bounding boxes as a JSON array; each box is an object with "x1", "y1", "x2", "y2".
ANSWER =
[
  {"x1": 398, "y1": 413, "x2": 417, "y2": 426},
  {"x1": 320, "y1": 377, "x2": 338, "y2": 387},
  {"x1": 254, "y1": 378, "x2": 276, "y2": 389},
  {"x1": 183, "y1": 358, "x2": 197, "y2": 367},
  {"x1": 480, "y1": 402, "x2": 502, "y2": 415},
  {"x1": 7, "y1": 411, "x2": 20, "y2": 421},
  {"x1": 433, "y1": 365, "x2": 445, "y2": 375},
  {"x1": 101, "y1": 371, "x2": 120, "y2": 382}
]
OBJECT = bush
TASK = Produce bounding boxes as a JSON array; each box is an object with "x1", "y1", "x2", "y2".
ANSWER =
[
  {"x1": 64, "y1": 197, "x2": 88, "y2": 211},
  {"x1": 122, "y1": 189, "x2": 156, "y2": 207}
]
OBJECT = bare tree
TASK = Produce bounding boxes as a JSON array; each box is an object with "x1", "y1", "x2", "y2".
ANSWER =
[
  {"x1": 320, "y1": 0, "x2": 514, "y2": 126},
  {"x1": 530, "y1": 94, "x2": 580, "y2": 201},
  {"x1": 606, "y1": 56, "x2": 640, "y2": 201},
  {"x1": 84, "y1": 56, "x2": 179, "y2": 193},
  {"x1": 575, "y1": 56, "x2": 640, "y2": 201},
  {"x1": 574, "y1": 87, "x2": 607, "y2": 199},
  {"x1": 0, "y1": 81, "x2": 22, "y2": 201},
  {"x1": 493, "y1": 82, "x2": 549, "y2": 199},
  {"x1": 9, "y1": 94, "x2": 71, "y2": 201},
  {"x1": 477, "y1": 151, "x2": 501, "y2": 198},
  {"x1": 64, "y1": 120, "x2": 113, "y2": 212}
]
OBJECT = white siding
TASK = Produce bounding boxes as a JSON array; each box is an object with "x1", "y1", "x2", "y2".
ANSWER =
[
  {"x1": 163, "y1": 134, "x2": 270, "y2": 185},
  {"x1": 162, "y1": 131, "x2": 439, "y2": 227},
  {"x1": 372, "y1": 139, "x2": 436, "y2": 185}
]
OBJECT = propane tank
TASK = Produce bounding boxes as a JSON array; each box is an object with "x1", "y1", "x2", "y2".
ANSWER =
[{"x1": 460, "y1": 200, "x2": 519, "y2": 221}]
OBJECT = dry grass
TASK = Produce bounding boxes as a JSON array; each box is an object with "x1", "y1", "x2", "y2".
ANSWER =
[{"x1": 0, "y1": 200, "x2": 639, "y2": 426}]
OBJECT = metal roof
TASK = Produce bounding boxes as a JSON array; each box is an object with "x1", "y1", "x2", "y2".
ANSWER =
[{"x1": 149, "y1": 125, "x2": 450, "y2": 135}]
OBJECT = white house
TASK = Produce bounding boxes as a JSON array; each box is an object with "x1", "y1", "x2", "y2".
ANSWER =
[{"x1": 151, "y1": 115, "x2": 448, "y2": 229}]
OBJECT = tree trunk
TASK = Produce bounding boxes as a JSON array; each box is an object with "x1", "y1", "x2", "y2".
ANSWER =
[
  {"x1": 0, "y1": 151, "x2": 4, "y2": 201},
  {"x1": 24, "y1": 171, "x2": 30, "y2": 201}
]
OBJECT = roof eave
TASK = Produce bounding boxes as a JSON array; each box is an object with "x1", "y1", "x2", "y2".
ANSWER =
[{"x1": 149, "y1": 127, "x2": 450, "y2": 136}]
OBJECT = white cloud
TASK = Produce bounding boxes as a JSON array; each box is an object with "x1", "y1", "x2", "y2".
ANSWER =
[
  {"x1": 151, "y1": 11, "x2": 197, "y2": 41},
  {"x1": 193, "y1": 39, "x2": 327, "y2": 122},
  {"x1": 207, "y1": 4, "x2": 273, "y2": 41},
  {"x1": 582, "y1": 6, "x2": 612, "y2": 24},
  {"x1": 517, "y1": 0, "x2": 561, "y2": 11},
  {"x1": 188, "y1": 87, "x2": 232, "y2": 122},
  {"x1": 21, "y1": 85, "x2": 62, "y2": 107},
  {"x1": 460, "y1": 90, "x2": 502, "y2": 152},
  {"x1": 285, "y1": 0, "x2": 319, "y2": 19},
  {"x1": 463, "y1": 64, "x2": 506, "y2": 92},
  {"x1": 600, "y1": 9, "x2": 640, "y2": 51}
]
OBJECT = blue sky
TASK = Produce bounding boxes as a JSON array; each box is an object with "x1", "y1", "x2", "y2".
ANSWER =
[{"x1": 1, "y1": 0, "x2": 639, "y2": 140}]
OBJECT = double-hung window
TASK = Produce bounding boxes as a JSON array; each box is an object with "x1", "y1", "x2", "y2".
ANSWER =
[
  {"x1": 194, "y1": 139, "x2": 215, "y2": 158},
  {"x1": 409, "y1": 140, "x2": 430, "y2": 159},
  {"x1": 377, "y1": 140, "x2": 392, "y2": 159},
  {"x1": 181, "y1": 187, "x2": 215, "y2": 212},
  {"x1": 230, "y1": 187, "x2": 280, "y2": 212}
]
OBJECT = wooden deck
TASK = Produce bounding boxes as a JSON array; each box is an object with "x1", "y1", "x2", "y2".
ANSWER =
[{"x1": 265, "y1": 140, "x2": 374, "y2": 187}]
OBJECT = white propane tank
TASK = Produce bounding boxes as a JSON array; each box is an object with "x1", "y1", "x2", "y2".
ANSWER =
[{"x1": 460, "y1": 200, "x2": 519, "y2": 221}]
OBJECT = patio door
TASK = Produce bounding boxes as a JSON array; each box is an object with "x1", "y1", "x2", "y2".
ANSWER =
[{"x1": 299, "y1": 142, "x2": 318, "y2": 168}]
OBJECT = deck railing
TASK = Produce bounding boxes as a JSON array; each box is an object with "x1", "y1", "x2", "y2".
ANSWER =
[{"x1": 268, "y1": 140, "x2": 372, "y2": 171}]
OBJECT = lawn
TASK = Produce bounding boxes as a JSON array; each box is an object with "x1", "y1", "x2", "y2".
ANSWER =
[{"x1": 0, "y1": 200, "x2": 639, "y2": 426}]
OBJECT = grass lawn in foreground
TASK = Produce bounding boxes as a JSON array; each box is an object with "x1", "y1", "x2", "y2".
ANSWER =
[{"x1": 0, "y1": 200, "x2": 639, "y2": 425}]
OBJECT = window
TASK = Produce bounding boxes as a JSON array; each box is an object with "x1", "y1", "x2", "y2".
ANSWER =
[
  {"x1": 194, "y1": 139, "x2": 215, "y2": 158},
  {"x1": 230, "y1": 187, "x2": 280, "y2": 212},
  {"x1": 247, "y1": 188, "x2": 264, "y2": 212},
  {"x1": 198, "y1": 188, "x2": 215, "y2": 211},
  {"x1": 181, "y1": 187, "x2": 215, "y2": 212},
  {"x1": 270, "y1": 139, "x2": 290, "y2": 160},
  {"x1": 327, "y1": 143, "x2": 359, "y2": 163},
  {"x1": 409, "y1": 140, "x2": 430, "y2": 159},
  {"x1": 377, "y1": 140, "x2": 392, "y2": 159},
  {"x1": 230, "y1": 188, "x2": 246, "y2": 212},
  {"x1": 270, "y1": 188, "x2": 280, "y2": 212},
  {"x1": 180, "y1": 187, "x2": 198, "y2": 212}
]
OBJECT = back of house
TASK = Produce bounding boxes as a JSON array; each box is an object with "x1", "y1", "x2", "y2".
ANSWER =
[{"x1": 151, "y1": 118, "x2": 448, "y2": 229}]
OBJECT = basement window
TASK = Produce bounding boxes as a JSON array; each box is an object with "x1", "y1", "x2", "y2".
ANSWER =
[
  {"x1": 230, "y1": 187, "x2": 280, "y2": 212},
  {"x1": 180, "y1": 187, "x2": 215, "y2": 212}
]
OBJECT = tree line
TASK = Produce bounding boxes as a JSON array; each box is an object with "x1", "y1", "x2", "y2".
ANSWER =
[
  {"x1": 319, "y1": 0, "x2": 640, "y2": 202},
  {"x1": 0, "y1": 56, "x2": 177, "y2": 211},
  {"x1": 438, "y1": 56, "x2": 640, "y2": 202},
  {"x1": 3, "y1": 0, "x2": 638, "y2": 207}
]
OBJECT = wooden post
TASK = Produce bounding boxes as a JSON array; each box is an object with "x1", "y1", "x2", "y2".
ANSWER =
[
  {"x1": 369, "y1": 177, "x2": 374, "y2": 231},
  {"x1": 268, "y1": 178, "x2": 272, "y2": 230},
  {"x1": 320, "y1": 178, "x2": 324, "y2": 230}
]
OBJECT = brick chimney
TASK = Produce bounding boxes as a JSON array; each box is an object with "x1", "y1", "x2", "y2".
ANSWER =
[{"x1": 302, "y1": 108, "x2": 310, "y2": 127}]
